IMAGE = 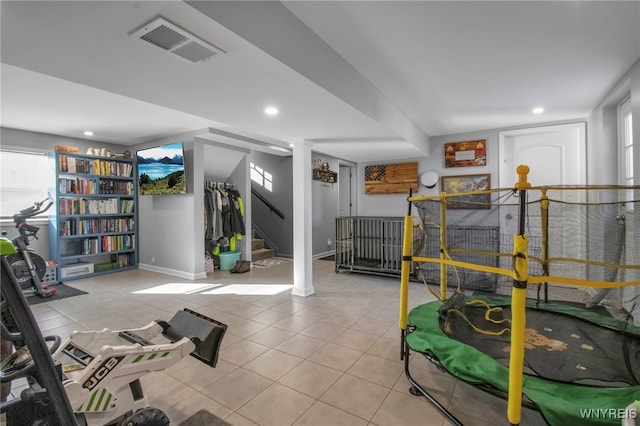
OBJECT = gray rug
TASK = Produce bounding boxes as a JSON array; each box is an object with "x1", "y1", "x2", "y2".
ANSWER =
[
  {"x1": 26, "y1": 282, "x2": 87, "y2": 305},
  {"x1": 179, "y1": 409, "x2": 232, "y2": 426}
]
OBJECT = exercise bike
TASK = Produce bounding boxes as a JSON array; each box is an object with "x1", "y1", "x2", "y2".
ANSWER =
[{"x1": 1, "y1": 198, "x2": 57, "y2": 298}]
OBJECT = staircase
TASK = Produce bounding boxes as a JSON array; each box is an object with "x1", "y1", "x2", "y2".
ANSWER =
[{"x1": 252, "y1": 229, "x2": 275, "y2": 261}]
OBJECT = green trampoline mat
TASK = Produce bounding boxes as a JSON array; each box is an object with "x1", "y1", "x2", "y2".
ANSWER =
[{"x1": 406, "y1": 297, "x2": 640, "y2": 426}]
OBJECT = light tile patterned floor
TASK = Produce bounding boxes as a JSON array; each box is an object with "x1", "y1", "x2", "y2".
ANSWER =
[{"x1": 3, "y1": 260, "x2": 548, "y2": 425}]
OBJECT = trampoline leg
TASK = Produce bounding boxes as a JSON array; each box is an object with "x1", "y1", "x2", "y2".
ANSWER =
[{"x1": 403, "y1": 337, "x2": 463, "y2": 426}]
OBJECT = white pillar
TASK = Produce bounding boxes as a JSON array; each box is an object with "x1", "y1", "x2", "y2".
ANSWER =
[{"x1": 292, "y1": 141, "x2": 315, "y2": 297}]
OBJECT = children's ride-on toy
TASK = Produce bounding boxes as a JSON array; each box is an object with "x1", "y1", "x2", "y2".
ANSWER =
[
  {"x1": 0, "y1": 254, "x2": 227, "y2": 426},
  {"x1": 52, "y1": 308, "x2": 227, "y2": 425}
]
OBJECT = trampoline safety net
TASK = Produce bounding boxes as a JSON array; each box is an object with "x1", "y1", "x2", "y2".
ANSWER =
[{"x1": 403, "y1": 181, "x2": 640, "y2": 426}]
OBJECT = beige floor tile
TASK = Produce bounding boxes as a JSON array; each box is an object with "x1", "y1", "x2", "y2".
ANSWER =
[
  {"x1": 219, "y1": 338, "x2": 270, "y2": 366},
  {"x1": 224, "y1": 317, "x2": 269, "y2": 338},
  {"x1": 275, "y1": 334, "x2": 327, "y2": 358},
  {"x1": 165, "y1": 357, "x2": 238, "y2": 391},
  {"x1": 320, "y1": 374, "x2": 390, "y2": 421},
  {"x1": 318, "y1": 311, "x2": 362, "y2": 328},
  {"x1": 293, "y1": 401, "x2": 369, "y2": 426},
  {"x1": 366, "y1": 337, "x2": 401, "y2": 361},
  {"x1": 32, "y1": 308, "x2": 66, "y2": 322},
  {"x1": 331, "y1": 328, "x2": 379, "y2": 352},
  {"x1": 140, "y1": 372, "x2": 197, "y2": 408},
  {"x1": 278, "y1": 360, "x2": 343, "y2": 398},
  {"x1": 243, "y1": 349, "x2": 304, "y2": 381},
  {"x1": 347, "y1": 353, "x2": 404, "y2": 388},
  {"x1": 224, "y1": 412, "x2": 260, "y2": 426},
  {"x1": 246, "y1": 325, "x2": 297, "y2": 347},
  {"x1": 163, "y1": 391, "x2": 233, "y2": 424},
  {"x1": 299, "y1": 322, "x2": 346, "y2": 341},
  {"x1": 371, "y1": 389, "x2": 444, "y2": 426},
  {"x1": 271, "y1": 300, "x2": 307, "y2": 315},
  {"x1": 26, "y1": 262, "x2": 477, "y2": 426},
  {"x1": 307, "y1": 342, "x2": 363, "y2": 372},
  {"x1": 249, "y1": 309, "x2": 292, "y2": 325},
  {"x1": 293, "y1": 306, "x2": 335, "y2": 321},
  {"x1": 238, "y1": 382, "x2": 315, "y2": 426},
  {"x1": 272, "y1": 315, "x2": 317, "y2": 332},
  {"x1": 217, "y1": 300, "x2": 267, "y2": 318},
  {"x1": 200, "y1": 368, "x2": 272, "y2": 411}
]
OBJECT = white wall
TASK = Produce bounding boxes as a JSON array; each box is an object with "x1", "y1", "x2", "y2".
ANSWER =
[
  {"x1": 1, "y1": 127, "x2": 128, "y2": 261},
  {"x1": 587, "y1": 58, "x2": 640, "y2": 324},
  {"x1": 356, "y1": 129, "x2": 498, "y2": 217},
  {"x1": 137, "y1": 135, "x2": 203, "y2": 279}
]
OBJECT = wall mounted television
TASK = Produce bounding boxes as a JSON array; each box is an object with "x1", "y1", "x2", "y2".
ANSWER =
[{"x1": 137, "y1": 142, "x2": 187, "y2": 195}]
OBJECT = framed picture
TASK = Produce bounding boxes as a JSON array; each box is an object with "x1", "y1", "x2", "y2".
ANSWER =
[
  {"x1": 444, "y1": 140, "x2": 486, "y2": 168},
  {"x1": 441, "y1": 174, "x2": 491, "y2": 209},
  {"x1": 364, "y1": 162, "x2": 418, "y2": 194}
]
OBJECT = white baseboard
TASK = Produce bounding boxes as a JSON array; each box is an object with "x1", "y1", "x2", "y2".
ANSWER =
[
  {"x1": 313, "y1": 250, "x2": 335, "y2": 260},
  {"x1": 138, "y1": 263, "x2": 207, "y2": 280}
]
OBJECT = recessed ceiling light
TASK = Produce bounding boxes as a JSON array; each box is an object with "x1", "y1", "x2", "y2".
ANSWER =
[
  {"x1": 264, "y1": 106, "x2": 279, "y2": 116},
  {"x1": 532, "y1": 107, "x2": 544, "y2": 114},
  {"x1": 84, "y1": 131, "x2": 94, "y2": 136},
  {"x1": 289, "y1": 143, "x2": 294, "y2": 148}
]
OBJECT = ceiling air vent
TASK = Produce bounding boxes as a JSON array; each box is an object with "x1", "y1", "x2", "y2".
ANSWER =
[{"x1": 132, "y1": 17, "x2": 225, "y2": 63}]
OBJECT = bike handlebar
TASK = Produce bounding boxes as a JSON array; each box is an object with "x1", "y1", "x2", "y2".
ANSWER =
[{"x1": 14, "y1": 198, "x2": 53, "y2": 221}]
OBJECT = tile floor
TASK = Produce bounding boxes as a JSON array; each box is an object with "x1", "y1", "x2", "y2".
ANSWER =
[{"x1": 3, "y1": 260, "x2": 547, "y2": 425}]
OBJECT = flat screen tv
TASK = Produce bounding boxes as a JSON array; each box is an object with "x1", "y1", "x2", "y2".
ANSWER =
[{"x1": 137, "y1": 142, "x2": 187, "y2": 195}]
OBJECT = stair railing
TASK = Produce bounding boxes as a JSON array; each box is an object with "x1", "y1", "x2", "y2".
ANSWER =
[
  {"x1": 252, "y1": 223, "x2": 279, "y2": 256},
  {"x1": 251, "y1": 187, "x2": 285, "y2": 220}
]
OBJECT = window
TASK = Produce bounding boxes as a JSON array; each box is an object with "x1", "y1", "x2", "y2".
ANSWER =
[
  {"x1": 619, "y1": 97, "x2": 634, "y2": 209},
  {"x1": 0, "y1": 150, "x2": 52, "y2": 220},
  {"x1": 250, "y1": 162, "x2": 272, "y2": 192}
]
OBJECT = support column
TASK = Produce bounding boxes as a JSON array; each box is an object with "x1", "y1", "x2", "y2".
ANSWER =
[{"x1": 292, "y1": 141, "x2": 315, "y2": 297}]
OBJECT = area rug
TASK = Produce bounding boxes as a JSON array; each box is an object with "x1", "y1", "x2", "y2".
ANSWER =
[
  {"x1": 27, "y1": 282, "x2": 88, "y2": 306},
  {"x1": 179, "y1": 409, "x2": 232, "y2": 426},
  {"x1": 252, "y1": 257, "x2": 291, "y2": 269}
]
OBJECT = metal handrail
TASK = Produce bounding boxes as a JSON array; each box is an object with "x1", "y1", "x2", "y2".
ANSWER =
[
  {"x1": 251, "y1": 223, "x2": 279, "y2": 256},
  {"x1": 251, "y1": 187, "x2": 285, "y2": 219}
]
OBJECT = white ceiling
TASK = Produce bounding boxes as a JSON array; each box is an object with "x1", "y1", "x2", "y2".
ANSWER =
[{"x1": 1, "y1": 1, "x2": 639, "y2": 163}]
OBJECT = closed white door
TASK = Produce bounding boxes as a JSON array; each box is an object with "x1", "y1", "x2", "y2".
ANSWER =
[
  {"x1": 499, "y1": 123, "x2": 585, "y2": 188},
  {"x1": 498, "y1": 123, "x2": 586, "y2": 279},
  {"x1": 339, "y1": 165, "x2": 352, "y2": 217}
]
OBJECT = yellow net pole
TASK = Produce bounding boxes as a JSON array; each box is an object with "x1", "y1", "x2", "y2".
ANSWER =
[
  {"x1": 507, "y1": 165, "x2": 531, "y2": 426},
  {"x1": 399, "y1": 195, "x2": 413, "y2": 330},
  {"x1": 440, "y1": 192, "x2": 448, "y2": 300}
]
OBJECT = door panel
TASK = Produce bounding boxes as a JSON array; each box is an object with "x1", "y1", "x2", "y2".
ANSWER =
[
  {"x1": 498, "y1": 123, "x2": 586, "y2": 282},
  {"x1": 339, "y1": 165, "x2": 352, "y2": 217}
]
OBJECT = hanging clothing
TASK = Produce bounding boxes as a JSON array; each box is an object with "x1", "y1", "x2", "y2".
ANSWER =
[
  {"x1": 204, "y1": 186, "x2": 223, "y2": 241},
  {"x1": 204, "y1": 182, "x2": 246, "y2": 251},
  {"x1": 228, "y1": 189, "x2": 246, "y2": 237}
]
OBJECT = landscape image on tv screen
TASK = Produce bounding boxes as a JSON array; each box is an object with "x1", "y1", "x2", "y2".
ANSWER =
[{"x1": 137, "y1": 142, "x2": 187, "y2": 195}]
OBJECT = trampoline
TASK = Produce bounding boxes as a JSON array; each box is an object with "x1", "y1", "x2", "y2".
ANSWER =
[{"x1": 398, "y1": 165, "x2": 640, "y2": 425}]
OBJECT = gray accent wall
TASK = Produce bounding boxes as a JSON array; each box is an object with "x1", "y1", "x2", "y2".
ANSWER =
[
  {"x1": 311, "y1": 153, "x2": 340, "y2": 256},
  {"x1": 136, "y1": 134, "x2": 203, "y2": 278},
  {"x1": 249, "y1": 151, "x2": 294, "y2": 257}
]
